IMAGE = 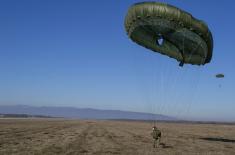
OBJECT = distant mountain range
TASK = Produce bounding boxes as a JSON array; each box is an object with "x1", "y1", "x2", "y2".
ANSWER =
[
  {"x1": 0, "y1": 105, "x2": 176, "y2": 120},
  {"x1": 0, "y1": 113, "x2": 54, "y2": 118}
]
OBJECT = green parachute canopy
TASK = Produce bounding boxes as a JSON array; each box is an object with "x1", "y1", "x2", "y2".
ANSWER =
[
  {"x1": 216, "y1": 74, "x2": 224, "y2": 78},
  {"x1": 124, "y1": 2, "x2": 213, "y2": 66}
]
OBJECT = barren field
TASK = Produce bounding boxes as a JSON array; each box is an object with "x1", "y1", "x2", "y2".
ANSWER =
[{"x1": 0, "y1": 119, "x2": 235, "y2": 155}]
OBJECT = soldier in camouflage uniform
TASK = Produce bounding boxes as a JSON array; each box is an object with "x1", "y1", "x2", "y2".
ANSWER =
[{"x1": 151, "y1": 126, "x2": 161, "y2": 148}]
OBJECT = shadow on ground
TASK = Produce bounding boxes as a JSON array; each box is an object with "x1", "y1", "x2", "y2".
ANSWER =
[
  {"x1": 200, "y1": 137, "x2": 235, "y2": 143},
  {"x1": 160, "y1": 143, "x2": 173, "y2": 149}
]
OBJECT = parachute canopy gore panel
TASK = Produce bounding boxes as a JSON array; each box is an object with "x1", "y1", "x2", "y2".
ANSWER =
[{"x1": 125, "y1": 2, "x2": 213, "y2": 65}]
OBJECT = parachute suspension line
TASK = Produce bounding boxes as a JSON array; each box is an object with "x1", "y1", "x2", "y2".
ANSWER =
[
  {"x1": 175, "y1": 38, "x2": 204, "y2": 119},
  {"x1": 161, "y1": 64, "x2": 180, "y2": 116},
  {"x1": 166, "y1": 26, "x2": 188, "y2": 115},
  {"x1": 149, "y1": 46, "x2": 168, "y2": 127},
  {"x1": 137, "y1": 22, "x2": 153, "y2": 126},
  {"x1": 185, "y1": 45, "x2": 206, "y2": 115},
  {"x1": 129, "y1": 31, "x2": 154, "y2": 127},
  {"x1": 147, "y1": 55, "x2": 156, "y2": 127},
  {"x1": 162, "y1": 28, "x2": 192, "y2": 119},
  {"x1": 164, "y1": 29, "x2": 188, "y2": 118},
  {"x1": 170, "y1": 29, "x2": 187, "y2": 116},
  {"x1": 177, "y1": 59, "x2": 204, "y2": 119},
  {"x1": 152, "y1": 56, "x2": 158, "y2": 127},
  {"x1": 139, "y1": 22, "x2": 164, "y2": 127},
  {"x1": 159, "y1": 58, "x2": 172, "y2": 115},
  {"x1": 154, "y1": 27, "x2": 204, "y2": 120},
  {"x1": 145, "y1": 25, "x2": 185, "y2": 122},
  {"x1": 186, "y1": 68, "x2": 203, "y2": 116},
  {"x1": 153, "y1": 53, "x2": 164, "y2": 127},
  {"x1": 141, "y1": 24, "x2": 156, "y2": 127},
  {"x1": 150, "y1": 51, "x2": 174, "y2": 124}
]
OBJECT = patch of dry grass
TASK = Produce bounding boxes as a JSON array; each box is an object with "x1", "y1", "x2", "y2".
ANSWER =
[{"x1": 0, "y1": 119, "x2": 234, "y2": 155}]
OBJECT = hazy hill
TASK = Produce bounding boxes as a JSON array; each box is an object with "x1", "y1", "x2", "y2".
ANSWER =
[
  {"x1": 0, "y1": 105, "x2": 175, "y2": 120},
  {"x1": 0, "y1": 113, "x2": 53, "y2": 118}
]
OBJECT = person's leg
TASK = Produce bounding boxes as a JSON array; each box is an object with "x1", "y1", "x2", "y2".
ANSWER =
[
  {"x1": 156, "y1": 139, "x2": 159, "y2": 148},
  {"x1": 157, "y1": 138, "x2": 160, "y2": 147}
]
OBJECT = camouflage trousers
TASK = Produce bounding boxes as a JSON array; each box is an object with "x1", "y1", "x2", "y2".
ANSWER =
[{"x1": 153, "y1": 137, "x2": 161, "y2": 148}]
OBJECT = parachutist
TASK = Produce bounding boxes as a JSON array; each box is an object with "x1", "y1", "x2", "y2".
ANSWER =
[
  {"x1": 151, "y1": 126, "x2": 161, "y2": 148},
  {"x1": 215, "y1": 74, "x2": 224, "y2": 88}
]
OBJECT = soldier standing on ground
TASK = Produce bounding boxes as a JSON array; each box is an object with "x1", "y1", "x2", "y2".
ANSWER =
[{"x1": 151, "y1": 126, "x2": 161, "y2": 148}]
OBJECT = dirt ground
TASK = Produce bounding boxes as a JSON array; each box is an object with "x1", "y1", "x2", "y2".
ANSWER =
[{"x1": 0, "y1": 119, "x2": 235, "y2": 155}]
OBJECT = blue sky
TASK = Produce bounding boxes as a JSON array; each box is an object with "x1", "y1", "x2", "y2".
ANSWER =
[{"x1": 0, "y1": 0, "x2": 234, "y2": 121}]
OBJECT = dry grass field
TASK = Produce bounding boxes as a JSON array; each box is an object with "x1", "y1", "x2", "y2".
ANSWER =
[{"x1": 0, "y1": 119, "x2": 235, "y2": 155}]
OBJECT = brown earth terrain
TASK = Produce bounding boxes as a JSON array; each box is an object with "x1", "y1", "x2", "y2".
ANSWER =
[{"x1": 0, "y1": 119, "x2": 235, "y2": 155}]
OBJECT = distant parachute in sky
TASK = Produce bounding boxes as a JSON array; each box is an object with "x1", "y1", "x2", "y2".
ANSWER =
[
  {"x1": 124, "y1": 2, "x2": 213, "y2": 66},
  {"x1": 215, "y1": 74, "x2": 224, "y2": 78},
  {"x1": 215, "y1": 74, "x2": 224, "y2": 88}
]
